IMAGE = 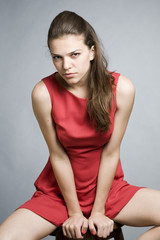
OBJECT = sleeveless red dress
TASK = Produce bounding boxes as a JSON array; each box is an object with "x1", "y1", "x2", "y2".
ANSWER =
[{"x1": 19, "y1": 72, "x2": 141, "y2": 226}]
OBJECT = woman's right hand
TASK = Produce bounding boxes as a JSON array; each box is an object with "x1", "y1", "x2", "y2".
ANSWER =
[{"x1": 62, "y1": 213, "x2": 88, "y2": 239}]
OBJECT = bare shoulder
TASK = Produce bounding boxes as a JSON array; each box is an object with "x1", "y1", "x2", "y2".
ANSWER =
[
  {"x1": 117, "y1": 75, "x2": 135, "y2": 96},
  {"x1": 32, "y1": 80, "x2": 50, "y2": 104},
  {"x1": 31, "y1": 80, "x2": 52, "y2": 118},
  {"x1": 116, "y1": 75, "x2": 135, "y2": 110}
]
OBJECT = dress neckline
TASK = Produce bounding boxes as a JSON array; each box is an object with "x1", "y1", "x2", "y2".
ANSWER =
[{"x1": 53, "y1": 73, "x2": 87, "y2": 101}]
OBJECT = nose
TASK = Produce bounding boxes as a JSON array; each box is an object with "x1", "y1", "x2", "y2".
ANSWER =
[{"x1": 63, "y1": 57, "x2": 71, "y2": 70}]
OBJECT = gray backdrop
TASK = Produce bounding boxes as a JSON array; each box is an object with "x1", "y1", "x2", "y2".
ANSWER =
[{"x1": 0, "y1": 0, "x2": 160, "y2": 239}]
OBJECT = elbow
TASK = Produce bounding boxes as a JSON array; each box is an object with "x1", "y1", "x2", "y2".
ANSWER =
[
  {"x1": 103, "y1": 146, "x2": 120, "y2": 160},
  {"x1": 49, "y1": 151, "x2": 68, "y2": 163}
]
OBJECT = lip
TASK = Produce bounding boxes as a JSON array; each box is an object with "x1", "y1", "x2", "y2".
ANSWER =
[{"x1": 63, "y1": 73, "x2": 76, "y2": 78}]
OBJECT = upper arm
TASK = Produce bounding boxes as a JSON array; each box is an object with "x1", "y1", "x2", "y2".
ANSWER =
[
  {"x1": 31, "y1": 81, "x2": 66, "y2": 158},
  {"x1": 103, "y1": 75, "x2": 135, "y2": 156}
]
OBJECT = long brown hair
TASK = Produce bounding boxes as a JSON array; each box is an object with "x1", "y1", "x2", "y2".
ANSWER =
[{"x1": 47, "y1": 11, "x2": 115, "y2": 132}]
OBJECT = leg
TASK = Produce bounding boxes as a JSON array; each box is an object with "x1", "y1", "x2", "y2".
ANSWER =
[
  {"x1": 0, "y1": 208, "x2": 57, "y2": 240},
  {"x1": 113, "y1": 188, "x2": 160, "y2": 239}
]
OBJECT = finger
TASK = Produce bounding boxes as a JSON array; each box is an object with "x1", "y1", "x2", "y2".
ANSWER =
[
  {"x1": 66, "y1": 229, "x2": 73, "y2": 238},
  {"x1": 62, "y1": 223, "x2": 67, "y2": 237},
  {"x1": 97, "y1": 223, "x2": 104, "y2": 238},
  {"x1": 108, "y1": 222, "x2": 113, "y2": 237},
  {"x1": 89, "y1": 219, "x2": 96, "y2": 235},
  {"x1": 69, "y1": 224, "x2": 76, "y2": 239},
  {"x1": 97, "y1": 223, "x2": 111, "y2": 238},
  {"x1": 64, "y1": 224, "x2": 73, "y2": 239},
  {"x1": 102, "y1": 227, "x2": 108, "y2": 238},
  {"x1": 75, "y1": 226, "x2": 83, "y2": 239},
  {"x1": 104, "y1": 221, "x2": 113, "y2": 238},
  {"x1": 110, "y1": 220, "x2": 114, "y2": 233},
  {"x1": 81, "y1": 219, "x2": 88, "y2": 235}
]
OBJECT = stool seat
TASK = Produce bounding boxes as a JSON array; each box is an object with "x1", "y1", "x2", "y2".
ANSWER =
[{"x1": 51, "y1": 222, "x2": 124, "y2": 240}]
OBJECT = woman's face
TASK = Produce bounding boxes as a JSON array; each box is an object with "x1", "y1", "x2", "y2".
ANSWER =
[{"x1": 49, "y1": 34, "x2": 95, "y2": 87}]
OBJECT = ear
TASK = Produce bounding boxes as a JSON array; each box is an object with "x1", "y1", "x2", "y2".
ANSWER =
[{"x1": 89, "y1": 45, "x2": 95, "y2": 61}]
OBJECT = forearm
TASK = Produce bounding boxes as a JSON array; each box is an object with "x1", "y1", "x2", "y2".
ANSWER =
[
  {"x1": 91, "y1": 149, "x2": 120, "y2": 214},
  {"x1": 50, "y1": 153, "x2": 82, "y2": 217}
]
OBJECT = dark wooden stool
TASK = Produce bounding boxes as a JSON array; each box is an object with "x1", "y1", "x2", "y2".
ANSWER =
[{"x1": 51, "y1": 222, "x2": 124, "y2": 240}]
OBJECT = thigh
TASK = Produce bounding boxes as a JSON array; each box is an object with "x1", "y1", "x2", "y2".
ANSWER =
[
  {"x1": 114, "y1": 188, "x2": 160, "y2": 227},
  {"x1": 0, "y1": 208, "x2": 57, "y2": 240}
]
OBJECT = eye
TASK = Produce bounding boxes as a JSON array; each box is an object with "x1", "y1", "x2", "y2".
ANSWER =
[
  {"x1": 52, "y1": 55, "x2": 62, "y2": 61},
  {"x1": 72, "y1": 52, "x2": 80, "y2": 58}
]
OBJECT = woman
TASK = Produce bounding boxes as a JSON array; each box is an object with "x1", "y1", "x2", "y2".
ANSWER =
[{"x1": 0, "y1": 11, "x2": 160, "y2": 240}]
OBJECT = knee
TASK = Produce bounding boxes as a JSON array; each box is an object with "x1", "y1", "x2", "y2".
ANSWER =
[
  {"x1": 0, "y1": 228, "x2": 33, "y2": 240},
  {"x1": 0, "y1": 233, "x2": 22, "y2": 240},
  {"x1": 0, "y1": 234, "x2": 34, "y2": 240},
  {"x1": 152, "y1": 214, "x2": 160, "y2": 226},
  {"x1": 0, "y1": 225, "x2": 10, "y2": 240},
  {"x1": 0, "y1": 228, "x2": 13, "y2": 240}
]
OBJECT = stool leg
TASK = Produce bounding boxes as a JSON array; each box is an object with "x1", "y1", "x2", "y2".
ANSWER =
[{"x1": 114, "y1": 227, "x2": 124, "y2": 240}]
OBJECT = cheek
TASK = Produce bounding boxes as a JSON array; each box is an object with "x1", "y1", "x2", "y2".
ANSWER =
[
  {"x1": 78, "y1": 55, "x2": 91, "y2": 69},
  {"x1": 53, "y1": 61, "x2": 61, "y2": 70}
]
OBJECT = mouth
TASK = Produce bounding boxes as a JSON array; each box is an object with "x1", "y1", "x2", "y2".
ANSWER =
[{"x1": 63, "y1": 73, "x2": 76, "y2": 78}]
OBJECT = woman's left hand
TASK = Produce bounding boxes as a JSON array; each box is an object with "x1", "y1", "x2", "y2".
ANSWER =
[{"x1": 88, "y1": 212, "x2": 114, "y2": 238}]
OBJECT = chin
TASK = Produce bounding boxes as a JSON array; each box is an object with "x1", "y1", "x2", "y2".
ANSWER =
[
  {"x1": 64, "y1": 75, "x2": 80, "y2": 84},
  {"x1": 66, "y1": 79, "x2": 79, "y2": 85}
]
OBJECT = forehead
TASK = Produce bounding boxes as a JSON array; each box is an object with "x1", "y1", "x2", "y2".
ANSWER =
[{"x1": 49, "y1": 34, "x2": 87, "y2": 54}]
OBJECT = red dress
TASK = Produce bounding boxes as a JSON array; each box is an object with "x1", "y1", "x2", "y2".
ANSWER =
[{"x1": 19, "y1": 72, "x2": 141, "y2": 226}]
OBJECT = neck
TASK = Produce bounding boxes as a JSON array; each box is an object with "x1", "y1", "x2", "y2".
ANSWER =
[{"x1": 56, "y1": 72, "x2": 89, "y2": 99}]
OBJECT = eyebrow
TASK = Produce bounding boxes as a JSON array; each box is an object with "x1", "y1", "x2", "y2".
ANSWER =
[{"x1": 50, "y1": 49, "x2": 82, "y2": 56}]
